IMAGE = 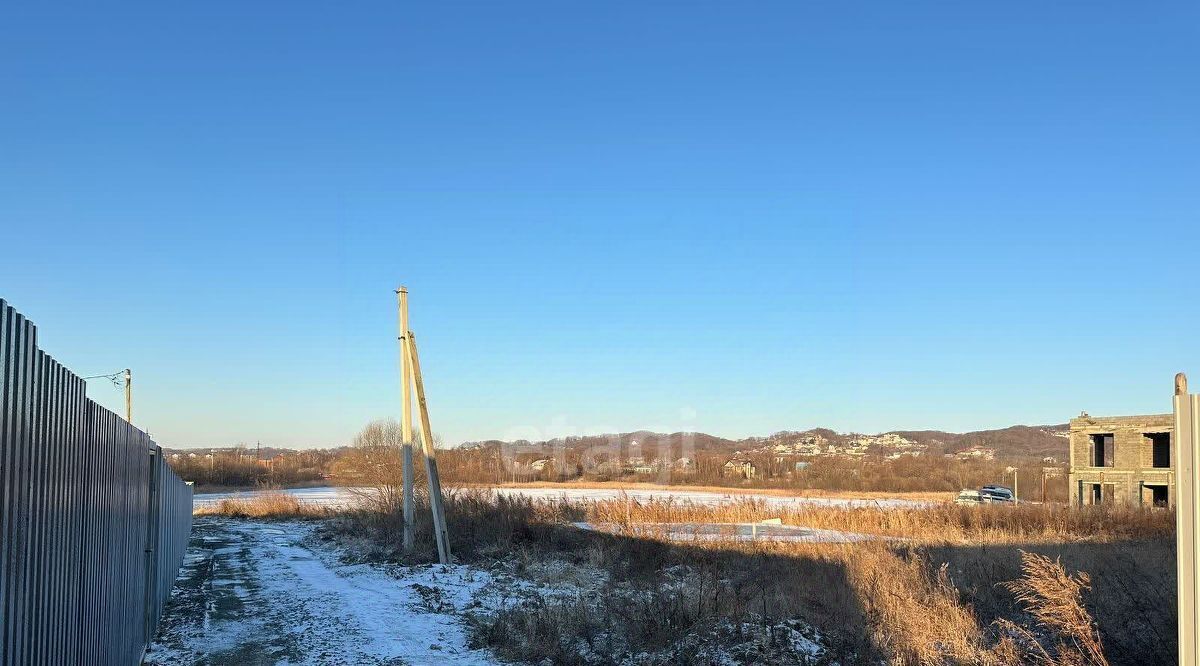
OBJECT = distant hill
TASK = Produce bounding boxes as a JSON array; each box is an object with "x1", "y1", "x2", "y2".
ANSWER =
[
  {"x1": 164, "y1": 424, "x2": 1071, "y2": 463},
  {"x1": 888, "y1": 425, "x2": 1069, "y2": 459},
  {"x1": 463, "y1": 423, "x2": 1071, "y2": 462}
]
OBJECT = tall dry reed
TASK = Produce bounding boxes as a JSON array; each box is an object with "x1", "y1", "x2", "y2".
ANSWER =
[
  {"x1": 998, "y1": 550, "x2": 1110, "y2": 666},
  {"x1": 582, "y1": 495, "x2": 1172, "y2": 544}
]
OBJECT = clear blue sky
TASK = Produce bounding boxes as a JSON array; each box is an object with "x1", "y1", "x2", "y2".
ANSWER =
[{"x1": 2, "y1": 2, "x2": 1196, "y2": 448}]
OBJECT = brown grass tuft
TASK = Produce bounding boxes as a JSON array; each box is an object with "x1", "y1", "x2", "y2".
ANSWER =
[
  {"x1": 1001, "y1": 550, "x2": 1109, "y2": 666},
  {"x1": 193, "y1": 491, "x2": 328, "y2": 519},
  {"x1": 844, "y1": 545, "x2": 993, "y2": 665}
]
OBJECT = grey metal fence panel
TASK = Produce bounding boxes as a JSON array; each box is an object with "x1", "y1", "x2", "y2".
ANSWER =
[{"x1": 0, "y1": 299, "x2": 193, "y2": 665}]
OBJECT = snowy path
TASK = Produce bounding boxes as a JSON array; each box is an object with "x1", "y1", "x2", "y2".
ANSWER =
[{"x1": 145, "y1": 517, "x2": 499, "y2": 666}]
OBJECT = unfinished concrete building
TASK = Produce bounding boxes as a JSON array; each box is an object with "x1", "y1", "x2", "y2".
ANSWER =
[{"x1": 1068, "y1": 412, "x2": 1174, "y2": 507}]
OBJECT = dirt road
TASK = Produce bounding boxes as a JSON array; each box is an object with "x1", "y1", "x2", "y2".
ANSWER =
[{"x1": 145, "y1": 517, "x2": 499, "y2": 665}]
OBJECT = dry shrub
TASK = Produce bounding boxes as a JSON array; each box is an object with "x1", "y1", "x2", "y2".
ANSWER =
[
  {"x1": 929, "y1": 540, "x2": 1174, "y2": 665},
  {"x1": 999, "y1": 550, "x2": 1109, "y2": 666},
  {"x1": 473, "y1": 595, "x2": 601, "y2": 666},
  {"x1": 473, "y1": 587, "x2": 722, "y2": 665},
  {"x1": 324, "y1": 487, "x2": 584, "y2": 563},
  {"x1": 471, "y1": 543, "x2": 874, "y2": 664}
]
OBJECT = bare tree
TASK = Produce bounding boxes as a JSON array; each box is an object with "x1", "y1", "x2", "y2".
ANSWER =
[
  {"x1": 334, "y1": 419, "x2": 405, "y2": 510},
  {"x1": 333, "y1": 419, "x2": 442, "y2": 511}
]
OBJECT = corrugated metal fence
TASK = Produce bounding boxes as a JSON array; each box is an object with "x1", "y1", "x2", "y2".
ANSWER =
[{"x1": 1, "y1": 299, "x2": 193, "y2": 665}]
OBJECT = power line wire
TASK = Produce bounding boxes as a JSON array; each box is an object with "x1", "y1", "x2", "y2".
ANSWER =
[{"x1": 81, "y1": 371, "x2": 123, "y2": 388}]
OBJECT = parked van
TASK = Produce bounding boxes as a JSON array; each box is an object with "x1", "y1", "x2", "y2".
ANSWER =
[{"x1": 980, "y1": 485, "x2": 1016, "y2": 504}]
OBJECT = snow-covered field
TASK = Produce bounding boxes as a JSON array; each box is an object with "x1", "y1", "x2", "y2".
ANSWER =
[
  {"x1": 193, "y1": 485, "x2": 924, "y2": 510},
  {"x1": 146, "y1": 517, "x2": 500, "y2": 665},
  {"x1": 193, "y1": 485, "x2": 360, "y2": 508}
]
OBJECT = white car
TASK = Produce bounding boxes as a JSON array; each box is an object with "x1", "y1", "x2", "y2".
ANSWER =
[{"x1": 955, "y1": 490, "x2": 983, "y2": 505}]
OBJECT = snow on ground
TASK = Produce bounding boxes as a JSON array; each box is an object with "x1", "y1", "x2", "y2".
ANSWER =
[
  {"x1": 149, "y1": 515, "x2": 839, "y2": 665},
  {"x1": 572, "y1": 520, "x2": 877, "y2": 543},
  {"x1": 146, "y1": 517, "x2": 499, "y2": 666},
  {"x1": 193, "y1": 485, "x2": 924, "y2": 510}
]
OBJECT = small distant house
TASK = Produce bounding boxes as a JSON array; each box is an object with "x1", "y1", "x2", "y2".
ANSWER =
[
  {"x1": 255, "y1": 454, "x2": 285, "y2": 470},
  {"x1": 723, "y1": 458, "x2": 757, "y2": 480},
  {"x1": 673, "y1": 457, "x2": 696, "y2": 473},
  {"x1": 955, "y1": 446, "x2": 996, "y2": 461}
]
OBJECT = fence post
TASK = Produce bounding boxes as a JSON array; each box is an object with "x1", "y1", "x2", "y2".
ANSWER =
[
  {"x1": 1176, "y1": 372, "x2": 1197, "y2": 666},
  {"x1": 143, "y1": 445, "x2": 162, "y2": 650}
]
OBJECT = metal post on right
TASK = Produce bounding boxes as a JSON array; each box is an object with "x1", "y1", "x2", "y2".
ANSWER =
[
  {"x1": 124, "y1": 368, "x2": 132, "y2": 423},
  {"x1": 1176, "y1": 372, "x2": 1197, "y2": 666}
]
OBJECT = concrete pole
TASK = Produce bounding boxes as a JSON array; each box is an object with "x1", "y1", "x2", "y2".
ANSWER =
[
  {"x1": 124, "y1": 368, "x2": 132, "y2": 423},
  {"x1": 405, "y1": 331, "x2": 451, "y2": 564},
  {"x1": 397, "y1": 288, "x2": 415, "y2": 551}
]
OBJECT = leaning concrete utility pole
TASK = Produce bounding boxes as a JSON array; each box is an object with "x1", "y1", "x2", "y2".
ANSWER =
[
  {"x1": 1177, "y1": 372, "x2": 1198, "y2": 666},
  {"x1": 404, "y1": 330, "x2": 451, "y2": 564},
  {"x1": 396, "y1": 287, "x2": 415, "y2": 551},
  {"x1": 124, "y1": 368, "x2": 132, "y2": 423}
]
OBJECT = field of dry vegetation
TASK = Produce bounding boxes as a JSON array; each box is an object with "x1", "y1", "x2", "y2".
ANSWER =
[{"x1": 200, "y1": 489, "x2": 1175, "y2": 665}]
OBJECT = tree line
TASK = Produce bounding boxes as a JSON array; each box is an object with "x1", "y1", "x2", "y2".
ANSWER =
[
  {"x1": 166, "y1": 421, "x2": 1068, "y2": 500},
  {"x1": 167, "y1": 447, "x2": 338, "y2": 489}
]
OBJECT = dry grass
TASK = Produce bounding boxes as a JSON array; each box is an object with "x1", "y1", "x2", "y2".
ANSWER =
[
  {"x1": 193, "y1": 491, "x2": 331, "y2": 519},
  {"x1": 472, "y1": 480, "x2": 956, "y2": 503},
  {"x1": 843, "y1": 545, "x2": 993, "y2": 665},
  {"x1": 581, "y1": 495, "x2": 1173, "y2": 545},
  {"x1": 201, "y1": 487, "x2": 1171, "y2": 664},
  {"x1": 477, "y1": 493, "x2": 1169, "y2": 664}
]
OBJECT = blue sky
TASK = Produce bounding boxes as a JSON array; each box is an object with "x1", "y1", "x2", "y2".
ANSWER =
[{"x1": 2, "y1": 2, "x2": 1196, "y2": 448}]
